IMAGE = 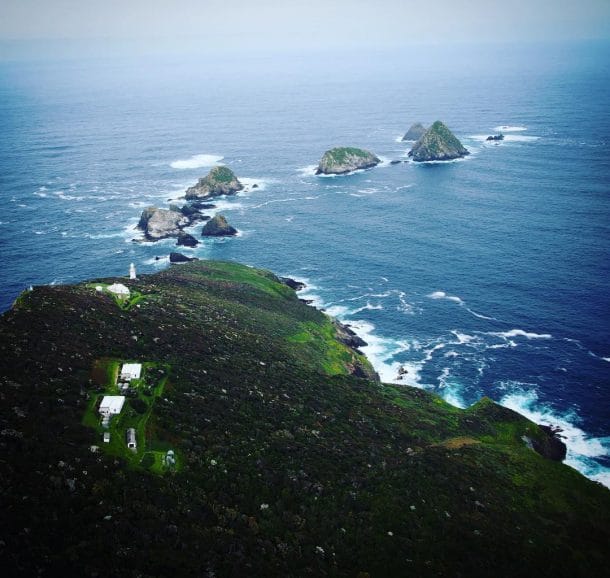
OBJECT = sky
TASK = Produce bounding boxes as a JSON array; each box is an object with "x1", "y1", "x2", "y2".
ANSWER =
[{"x1": 1, "y1": 0, "x2": 609, "y2": 59}]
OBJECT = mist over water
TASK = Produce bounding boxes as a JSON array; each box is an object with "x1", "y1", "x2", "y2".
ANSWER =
[{"x1": 1, "y1": 42, "x2": 609, "y2": 485}]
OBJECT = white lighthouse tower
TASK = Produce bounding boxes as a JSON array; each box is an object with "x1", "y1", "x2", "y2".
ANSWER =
[{"x1": 129, "y1": 263, "x2": 137, "y2": 280}]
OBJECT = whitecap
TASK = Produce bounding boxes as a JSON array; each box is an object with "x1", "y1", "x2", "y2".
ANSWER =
[
  {"x1": 352, "y1": 302, "x2": 384, "y2": 314},
  {"x1": 499, "y1": 387, "x2": 610, "y2": 489},
  {"x1": 296, "y1": 164, "x2": 318, "y2": 177},
  {"x1": 170, "y1": 154, "x2": 224, "y2": 170},
  {"x1": 602, "y1": 357, "x2": 610, "y2": 363},
  {"x1": 450, "y1": 331, "x2": 476, "y2": 345},
  {"x1": 487, "y1": 329, "x2": 552, "y2": 340},
  {"x1": 428, "y1": 290, "x2": 463, "y2": 304},
  {"x1": 494, "y1": 125, "x2": 528, "y2": 132},
  {"x1": 438, "y1": 368, "x2": 468, "y2": 408},
  {"x1": 503, "y1": 134, "x2": 540, "y2": 143}
]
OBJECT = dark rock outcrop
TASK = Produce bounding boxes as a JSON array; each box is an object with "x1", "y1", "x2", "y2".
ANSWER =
[
  {"x1": 185, "y1": 166, "x2": 244, "y2": 200},
  {"x1": 176, "y1": 232, "x2": 199, "y2": 247},
  {"x1": 137, "y1": 207, "x2": 189, "y2": 241},
  {"x1": 169, "y1": 252, "x2": 197, "y2": 263},
  {"x1": 333, "y1": 319, "x2": 368, "y2": 351},
  {"x1": 401, "y1": 122, "x2": 427, "y2": 141},
  {"x1": 408, "y1": 121, "x2": 469, "y2": 162},
  {"x1": 531, "y1": 425, "x2": 567, "y2": 462},
  {"x1": 201, "y1": 214, "x2": 238, "y2": 237},
  {"x1": 280, "y1": 277, "x2": 306, "y2": 291},
  {"x1": 486, "y1": 134, "x2": 505, "y2": 141},
  {"x1": 315, "y1": 147, "x2": 381, "y2": 175}
]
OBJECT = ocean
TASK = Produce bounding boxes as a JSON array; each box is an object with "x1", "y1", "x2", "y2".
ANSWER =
[{"x1": 1, "y1": 42, "x2": 609, "y2": 486}]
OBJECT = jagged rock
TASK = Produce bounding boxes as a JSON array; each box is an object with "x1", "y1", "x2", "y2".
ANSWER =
[
  {"x1": 137, "y1": 207, "x2": 189, "y2": 241},
  {"x1": 531, "y1": 425, "x2": 567, "y2": 462},
  {"x1": 169, "y1": 252, "x2": 197, "y2": 263},
  {"x1": 185, "y1": 166, "x2": 244, "y2": 200},
  {"x1": 333, "y1": 320, "x2": 367, "y2": 351},
  {"x1": 486, "y1": 134, "x2": 504, "y2": 141},
  {"x1": 201, "y1": 214, "x2": 238, "y2": 237},
  {"x1": 408, "y1": 121, "x2": 469, "y2": 162},
  {"x1": 402, "y1": 122, "x2": 427, "y2": 141},
  {"x1": 176, "y1": 232, "x2": 199, "y2": 247},
  {"x1": 315, "y1": 147, "x2": 381, "y2": 175},
  {"x1": 280, "y1": 277, "x2": 306, "y2": 291}
]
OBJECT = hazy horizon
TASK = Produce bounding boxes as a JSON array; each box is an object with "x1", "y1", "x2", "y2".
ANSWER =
[{"x1": 1, "y1": 0, "x2": 609, "y2": 61}]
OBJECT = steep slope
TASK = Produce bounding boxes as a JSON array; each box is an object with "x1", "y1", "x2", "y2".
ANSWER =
[{"x1": 0, "y1": 261, "x2": 609, "y2": 577}]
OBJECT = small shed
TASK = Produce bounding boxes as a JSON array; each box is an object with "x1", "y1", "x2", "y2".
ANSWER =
[
  {"x1": 120, "y1": 363, "x2": 142, "y2": 382},
  {"x1": 126, "y1": 428, "x2": 137, "y2": 451},
  {"x1": 99, "y1": 395, "x2": 125, "y2": 417},
  {"x1": 103, "y1": 432, "x2": 110, "y2": 443},
  {"x1": 107, "y1": 283, "x2": 130, "y2": 297}
]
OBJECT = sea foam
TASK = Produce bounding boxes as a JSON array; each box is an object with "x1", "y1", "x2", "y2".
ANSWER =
[
  {"x1": 170, "y1": 154, "x2": 224, "y2": 169},
  {"x1": 499, "y1": 387, "x2": 610, "y2": 489}
]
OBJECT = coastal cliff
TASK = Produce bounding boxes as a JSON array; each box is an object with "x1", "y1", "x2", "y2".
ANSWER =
[{"x1": 0, "y1": 261, "x2": 609, "y2": 577}]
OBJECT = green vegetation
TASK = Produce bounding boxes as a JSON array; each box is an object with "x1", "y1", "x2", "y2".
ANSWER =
[
  {"x1": 85, "y1": 282, "x2": 145, "y2": 310},
  {"x1": 325, "y1": 146, "x2": 371, "y2": 163},
  {"x1": 82, "y1": 359, "x2": 176, "y2": 473},
  {"x1": 1, "y1": 260, "x2": 609, "y2": 577},
  {"x1": 209, "y1": 165, "x2": 238, "y2": 183}
]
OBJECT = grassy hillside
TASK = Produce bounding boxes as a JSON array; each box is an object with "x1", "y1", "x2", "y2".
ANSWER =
[{"x1": 0, "y1": 260, "x2": 608, "y2": 577}]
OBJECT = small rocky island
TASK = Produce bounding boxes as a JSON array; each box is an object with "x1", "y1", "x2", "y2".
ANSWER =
[
  {"x1": 408, "y1": 120, "x2": 469, "y2": 162},
  {"x1": 201, "y1": 214, "x2": 238, "y2": 237},
  {"x1": 137, "y1": 207, "x2": 189, "y2": 241},
  {"x1": 486, "y1": 133, "x2": 505, "y2": 142},
  {"x1": 315, "y1": 147, "x2": 381, "y2": 175},
  {"x1": 401, "y1": 122, "x2": 427, "y2": 141},
  {"x1": 185, "y1": 166, "x2": 244, "y2": 200}
]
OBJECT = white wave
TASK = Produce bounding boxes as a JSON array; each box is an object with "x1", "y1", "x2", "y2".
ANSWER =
[
  {"x1": 33, "y1": 191, "x2": 48, "y2": 198},
  {"x1": 428, "y1": 290, "x2": 463, "y2": 304},
  {"x1": 487, "y1": 341, "x2": 517, "y2": 349},
  {"x1": 503, "y1": 134, "x2": 540, "y2": 143},
  {"x1": 603, "y1": 357, "x2": 610, "y2": 363},
  {"x1": 487, "y1": 329, "x2": 552, "y2": 340},
  {"x1": 494, "y1": 125, "x2": 527, "y2": 132},
  {"x1": 170, "y1": 154, "x2": 224, "y2": 169},
  {"x1": 499, "y1": 387, "x2": 610, "y2": 489},
  {"x1": 352, "y1": 302, "x2": 384, "y2": 314},
  {"x1": 239, "y1": 177, "x2": 268, "y2": 193},
  {"x1": 397, "y1": 291, "x2": 415, "y2": 314},
  {"x1": 438, "y1": 368, "x2": 467, "y2": 408},
  {"x1": 466, "y1": 307, "x2": 497, "y2": 321},
  {"x1": 52, "y1": 190, "x2": 85, "y2": 201},
  {"x1": 348, "y1": 319, "x2": 414, "y2": 384},
  {"x1": 450, "y1": 331, "x2": 476, "y2": 345},
  {"x1": 296, "y1": 164, "x2": 318, "y2": 177}
]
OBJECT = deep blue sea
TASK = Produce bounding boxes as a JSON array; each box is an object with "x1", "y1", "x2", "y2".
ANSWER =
[{"x1": 1, "y1": 43, "x2": 609, "y2": 486}]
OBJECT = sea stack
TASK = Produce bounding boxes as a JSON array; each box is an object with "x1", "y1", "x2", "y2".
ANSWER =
[
  {"x1": 201, "y1": 214, "x2": 238, "y2": 237},
  {"x1": 185, "y1": 166, "x2": 244, "y2": 200},
  {"x1": 408, "y1": 121, "x2": 469, "y2": 162},
  {"x1": 137, "y1": 207, "x2": 189, "y2": 241},
  {"x1": 401, "y1": 122, "x2": 427, "y2": 141},
  {"x1": 315, "y1": 147, "x2": 381, "y2": 175}
]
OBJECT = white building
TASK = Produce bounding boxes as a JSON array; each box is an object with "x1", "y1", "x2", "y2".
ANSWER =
[
  {"x1": 126, "y1": 428, "x2": 137, "y2": 451},
  {"x1": 129, "y1": 263, "x2": 137, "y2": 280},
  {"x1": 99, "y1": 395, "x2": 126, "y2": 417},
  {"x1": 103, "y1": 432, "x2": 110, "y2": 443},
  {"x1": 120, "y1": 363, "x2": 142, "y2": 382},
  {"x1": 107, "y1": 283, "x2": 130, "y2": 297}
]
